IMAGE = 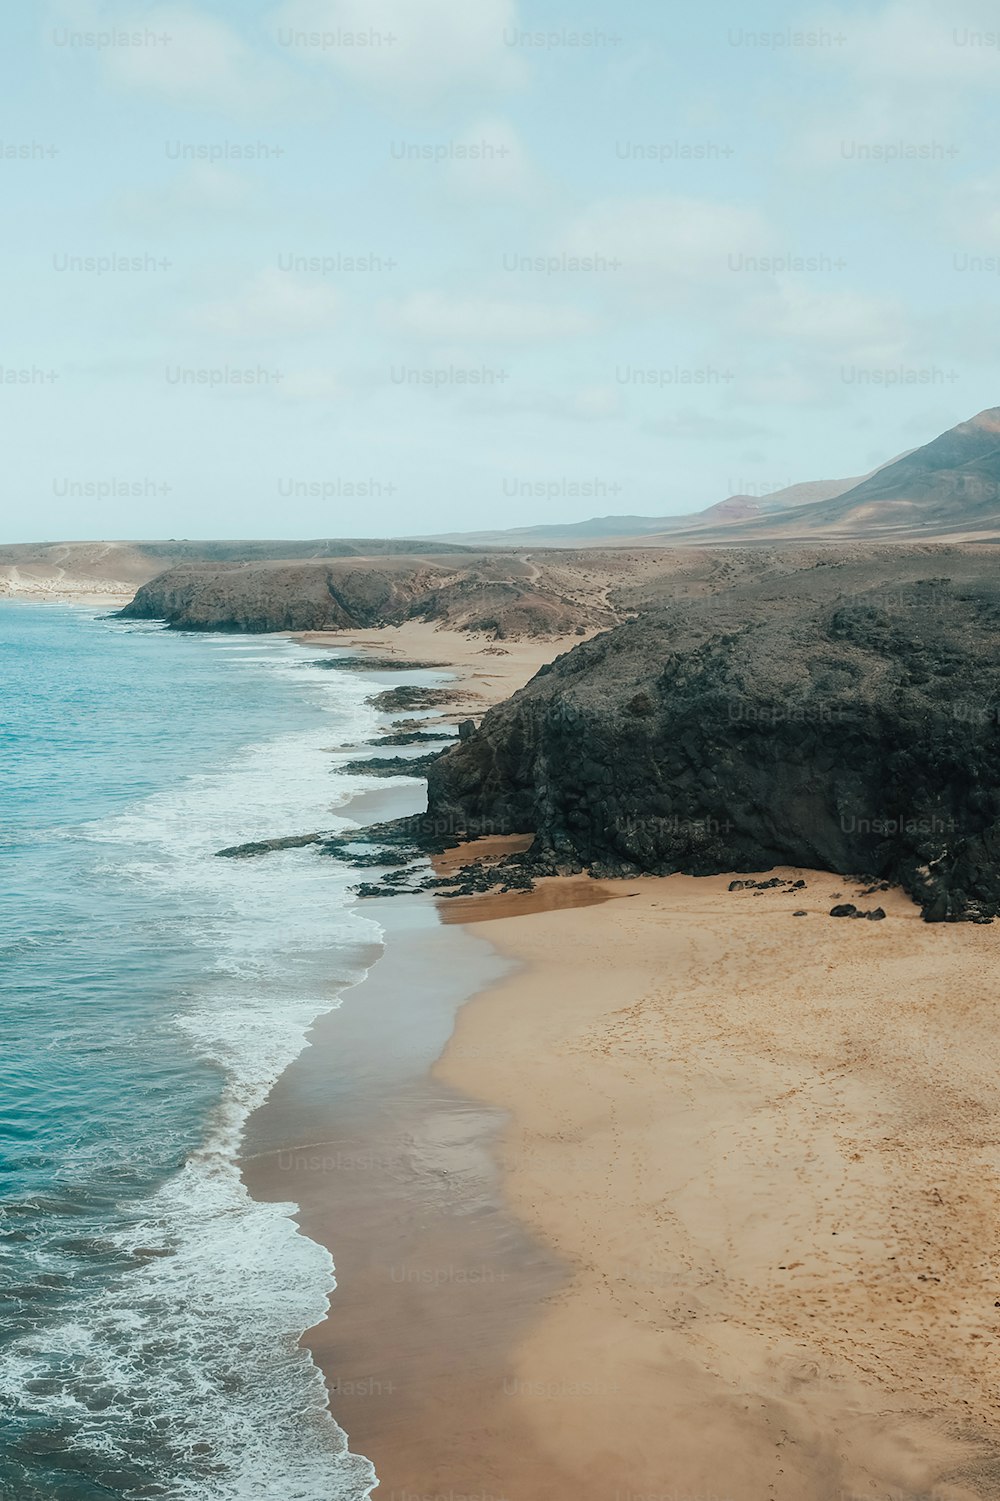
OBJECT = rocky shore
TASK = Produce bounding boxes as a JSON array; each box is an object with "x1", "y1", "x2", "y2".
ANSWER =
[
  {"x1": 131, "y1": 546, "x2": 1000, "y2": 922},
  {"x1": 427, "y1": 564, "x2": 1000, "y2": 922}
]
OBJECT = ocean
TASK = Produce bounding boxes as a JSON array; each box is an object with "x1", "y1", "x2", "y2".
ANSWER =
[{"x1": 0, "y1": 601, "x2": 416, "y2": 1500}]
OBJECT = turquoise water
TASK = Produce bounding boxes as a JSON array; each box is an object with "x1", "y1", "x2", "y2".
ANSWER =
[{"x1": 0, "y1": 602, "x2": 396, "y2": 1499}]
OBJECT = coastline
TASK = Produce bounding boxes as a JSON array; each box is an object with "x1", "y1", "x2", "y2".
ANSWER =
[
  {"x1": 0, "y1": 578, "x2": 135, "y2": 606},
  {"x1": 243, "y1": 618, "x2": 1000, "y2": 1500},
  {"x1": 241, "y1": 621, "x2": 584, "y2": 1497},
  {"x1": 291, "y1": 617, "x2": 579, "y2": 715}
]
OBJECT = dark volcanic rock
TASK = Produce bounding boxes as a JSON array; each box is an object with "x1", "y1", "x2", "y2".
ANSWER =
[
  {"x1": 425, "y1": 573, "x2": 1000, "y2": 922},
  {"x1": 830, "y1": 904, "x2": 858, "y2": 918},
  {"x1": 216, "y1": 831, "x2": 326, "y2": 858},
  {"x1": 338, "y1": 752, "x2": 444, "y2": 779},
  {"x1": 313, "y1": 656, "x2": 444, "y2": 672},
  {"x1": 372, "y1": 729, "x2": 456, "y2": 747},
  {"x1": 368, "y1": 686, "x2": 456, "y2": 712}
]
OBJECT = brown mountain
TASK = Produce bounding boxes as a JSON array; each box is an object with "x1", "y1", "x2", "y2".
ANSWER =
[
  {"x1": 796, "y1": 407, "x2": 1000, "y2": 536},
  {"x1": 440, "y1": 406, "x2": 1000, "y2": 550},
  {"x1": 651, "y1": 409, "x2": 1000, "y2": 544},
  {"x1": 433, "y1": 474, "x2": 862, "y2": 547}
]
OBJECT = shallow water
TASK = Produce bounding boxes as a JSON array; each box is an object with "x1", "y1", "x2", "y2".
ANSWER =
[{"x1": 0, "y1": 602, "x2": 422, "y2": 1500}]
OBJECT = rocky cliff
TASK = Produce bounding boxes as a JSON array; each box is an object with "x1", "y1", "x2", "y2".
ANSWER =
[
  {"x1": 118, "y1": 554, "x2": 619, "y2": 636},
  {"x1": 427, "y1": 566, "x2": 1000, "y2": 920}
]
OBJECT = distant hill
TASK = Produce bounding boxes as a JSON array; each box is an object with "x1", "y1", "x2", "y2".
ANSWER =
[
  {"x1": 796, "y1": 407, "x2": 1000, "y2": 535},
  {"x1": 0, "y1": 537, "x2": 473, "y2": 599},
  {"x1": 647, "y1": 408, "x2": 1000, "y2": 544},
  {"x1": 434, "y1": 474, "x2": 864, "y2": 548},
  {"x1": 7, "y1": 410, "x2": 1000, "y2": 591},
  {"x1": 441, "y1": 514, "x2": 681, "y2": 544},
  {"x1": 479, "y1": 409, "x2": 1000, "y2": 548}
]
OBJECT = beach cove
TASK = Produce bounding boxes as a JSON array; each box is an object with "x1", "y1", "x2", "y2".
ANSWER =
[{"x1": 242, "y1": 622, "x2": 1000, "y2": 1501}]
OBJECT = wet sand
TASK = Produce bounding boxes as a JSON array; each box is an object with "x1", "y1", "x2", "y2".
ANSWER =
[
  {"x1": 241, "y1": 627, "x2": 590, "y2": 1496},
  {"x1": 242, "y1": 891, "x2": 579, "y2": 1498}
]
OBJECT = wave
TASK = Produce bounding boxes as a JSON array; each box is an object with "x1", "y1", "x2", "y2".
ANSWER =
[{"x1": 0, "y1": 635, "x2": 399, "y2": 1498}]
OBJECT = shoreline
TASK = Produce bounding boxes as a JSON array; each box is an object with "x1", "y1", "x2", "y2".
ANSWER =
[
  {"x1": 241, "y1": 621, "x2": 584, "y2": 1496},
  {"x1": 243, "y1": 618, "x2": 1000, "y2": 1500},
  {"x1": 0, "y1": 580, "x2": 136, "y2": 606}
]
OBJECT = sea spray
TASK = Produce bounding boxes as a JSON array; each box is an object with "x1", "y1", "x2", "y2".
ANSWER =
[{"x1": 0, "y1": 606, "x2": 428, "y2": 1499}]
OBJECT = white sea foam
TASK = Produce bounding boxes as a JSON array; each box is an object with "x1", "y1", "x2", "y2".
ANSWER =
[{"x1": 1, "y1": 634, "x2": 415, "y2": 1498}]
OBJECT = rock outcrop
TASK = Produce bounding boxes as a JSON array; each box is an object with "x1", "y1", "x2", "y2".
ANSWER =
[
  {"x1": 117, "y1": 554, "x2": 620, "y2": 637},
  {"x1": 426, "y1": 572, "x2": 1000, "y2": 921}
]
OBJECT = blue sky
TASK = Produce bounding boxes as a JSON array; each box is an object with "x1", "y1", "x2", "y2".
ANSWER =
[{"x1": 3, "y1": 0, "x2": 1000, "y2": 540}]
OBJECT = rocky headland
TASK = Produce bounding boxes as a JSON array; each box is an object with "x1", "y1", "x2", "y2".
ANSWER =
[
  {"x1": 116, "y1": 552, "x2": 624, "y2": 637},
  {"x1": 426, "y1": 553, "x2": 1000, "y2": 922}
]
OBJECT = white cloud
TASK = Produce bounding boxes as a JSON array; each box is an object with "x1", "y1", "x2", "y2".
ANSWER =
[
  {"x1": 60, "y1": 3, "x2": 293, "y2": 114},
  {"x1": 815, "y1": 0, "x2": 1000, "y2": 84},
  {"x1": 270, "y1": 0, "x2": 525, "y2": 101},
  {"x1": 558, "y1": 195, "x2": 774, "y2": 305},
  {"x1": 791, "y1": 93, "x2": 963, "y2": 169},
  {"x1": 446, "y1": 117, "x2": 540, "y2": 200},
  {"x1": 949, "y1": 174, "x2": 1000, "y2": 245},
  {"x1": 115, "y1": 165, "x2": 262, "y2": 233},
  {"x1": 789, "y1": 1, "x2": 1000, "y2": 165},
  {"x1": 190, "y1": 269, "x2": 341, "y2": 338},
  {"x1": 741, "y1": 284, "x2": 908, "y2": 362},
  {"x1": 380, "y1": 290, "x2": 597, "y2": 343}
]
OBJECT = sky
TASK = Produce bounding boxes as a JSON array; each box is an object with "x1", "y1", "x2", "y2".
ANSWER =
[{"x1": 3, "y1": 0, "x2": 1000, "y2": 541}]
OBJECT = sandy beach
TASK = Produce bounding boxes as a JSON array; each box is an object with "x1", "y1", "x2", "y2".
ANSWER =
[
  {"x1": 243, "y1": 620, "x2": 1000, "y2": 1501},
  {"x1": 435, "y1": 872, "x2": 1000, "y2": 1501}
]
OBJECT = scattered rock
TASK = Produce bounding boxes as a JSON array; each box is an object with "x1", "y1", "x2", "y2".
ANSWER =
[
  {"x1": 216, "y1": 831, "x2": 325, "y2": 859},
  {"x1": 829, "y1": 901, "x2": 887, "y2": 921},
  {"x1": 338, "y1": 752, "x2": 443, "y2": 779},
  {"x1": 371, "y1": 729, "x2": 456, "y2": 747},
  {"x1": 313, "y1": 656, "x2": 443, "y2": 672},
  {"x1": 369, "y1": 685, "x2": 456, "y2": 713},
  {"x1": 354, "y1": 881, "x2": 407, "y2": 899}
]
